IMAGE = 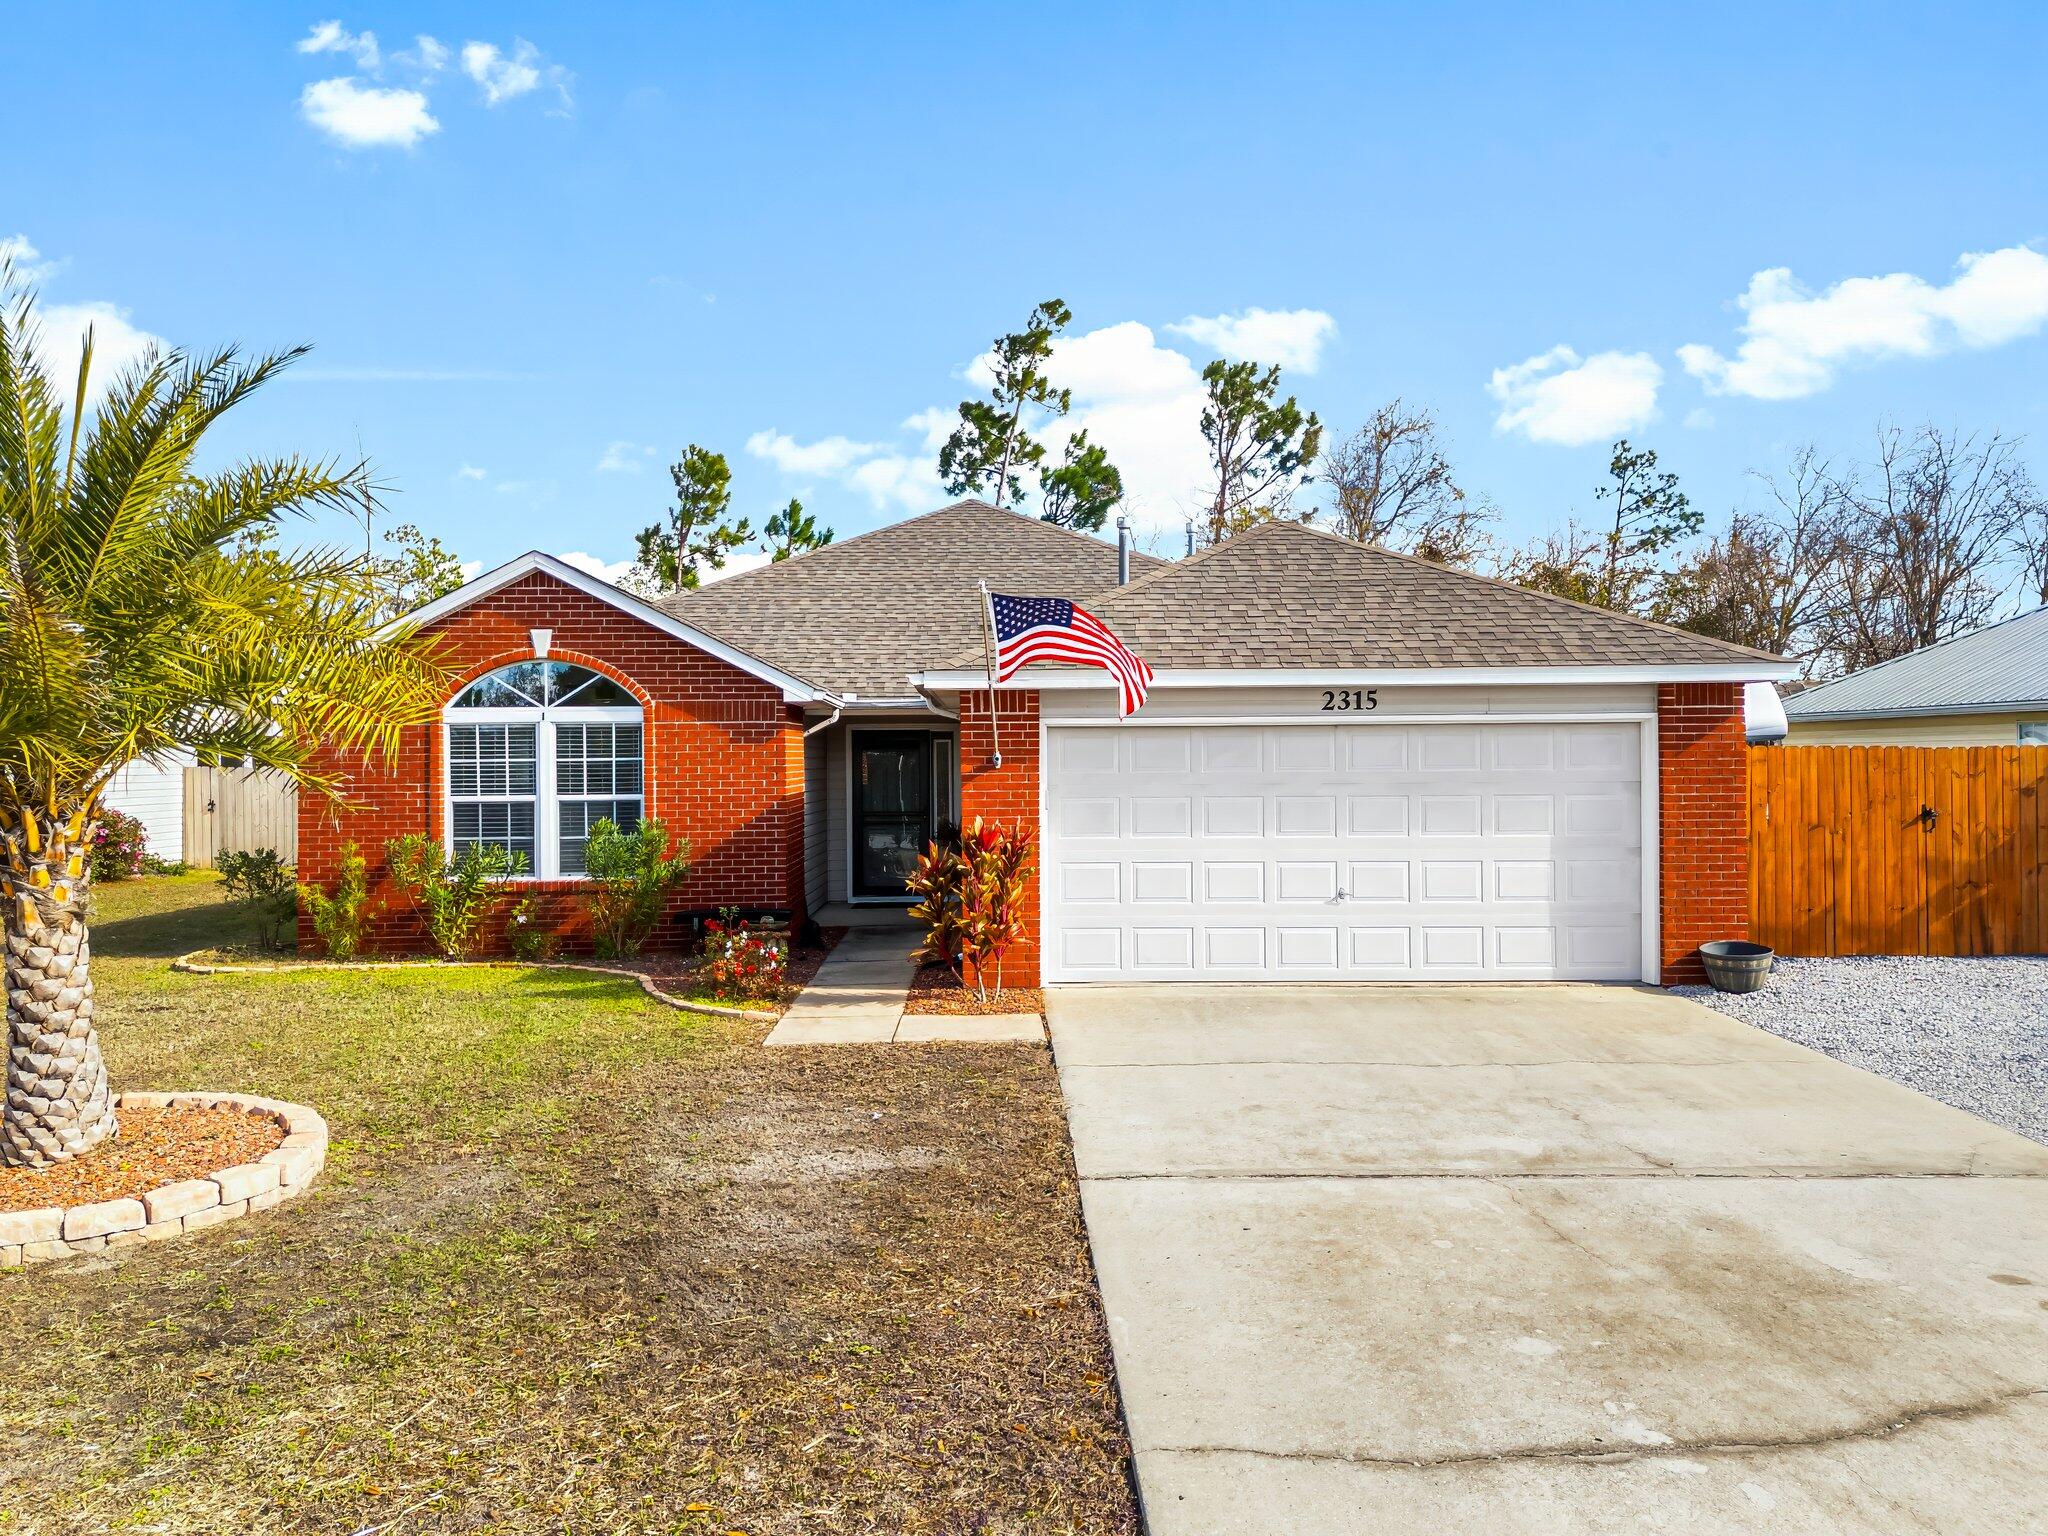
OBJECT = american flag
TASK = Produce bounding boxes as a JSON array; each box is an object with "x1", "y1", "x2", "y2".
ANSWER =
[{"x1": 987, "y1": 591, "x2": 1154, "y2": 716}]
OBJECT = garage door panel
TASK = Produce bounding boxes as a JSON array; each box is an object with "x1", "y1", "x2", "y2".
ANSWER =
[
  {"x1": 1202, "y1": 797, "x2": 1263, "y2": 836},
  {"x1": 1130, "y1": 796, "x2": 1192, "y2": 836},
  {"x1": 1043, "y1": 721, "x2": 1646, "y2": 983}
]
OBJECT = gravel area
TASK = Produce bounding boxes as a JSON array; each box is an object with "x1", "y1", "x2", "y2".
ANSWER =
[{"x1": 1677, "y1": 955, "x2": 2048, "y2": 1146}]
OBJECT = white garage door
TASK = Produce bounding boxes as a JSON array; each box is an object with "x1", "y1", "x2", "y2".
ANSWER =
[{"x1": 1042, "y1": 721, "x2": 1647, "y2": 982}]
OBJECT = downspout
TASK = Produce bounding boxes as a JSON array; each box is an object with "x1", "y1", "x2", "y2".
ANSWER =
[
  {"x1": 803, "y1": 702, "x2": 845, "y2": 737},
  {"x1": 913, "y1": 683, "x2": 960, "y2": 721}
]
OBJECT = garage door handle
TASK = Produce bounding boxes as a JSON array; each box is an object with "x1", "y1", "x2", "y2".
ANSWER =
[{"x1": 1335, "y1": 886, "x2": 1348, "y2": 902}]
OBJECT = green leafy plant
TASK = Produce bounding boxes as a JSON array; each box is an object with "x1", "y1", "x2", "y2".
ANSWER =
[
  {"x1": 141, "y1": 854, "x2": 189, "y2": 876},
  {"x1": 385, "y1": 835, "x2": 524, "y2": 959},
  {"x1": 504, "y1": 895, "x2": 557, "y2": 962},
  {"x1": 216, "y1": 847, "x2": 299, "y2": 951},
  {"x1": 910, "y1": 817, "x2": 1033, "y2": 1000},
  {"x1": 697, "y1": 907, "x2": 787, "y2": 999},
  {"x1": 298, "y1": 841, "x2": 371, "y2": 960},
  {"x1": 907, "y1": 839, "x2": 968, "y2": 981},
  {"x1": 89, "y1": 808, "x2": 149, "y2": 881},
  {"x1": 583, "y1": 818, "x2": 691, "y2": 958}
]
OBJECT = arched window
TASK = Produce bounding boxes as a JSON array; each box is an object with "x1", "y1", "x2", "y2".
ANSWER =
[{"x1": 445, "y1": 661, "x2": 644, "y2": 877}]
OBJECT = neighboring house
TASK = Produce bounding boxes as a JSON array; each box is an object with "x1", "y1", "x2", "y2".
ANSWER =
[
  {"x1": 298, "y1": 500, "x2": 1792, "y2": 985},
  {"x1": 100, "y1": 748, "x2": 194, "y2": 865},
  {"x1": 1782, "y1": 606, "x2": 2048, "y2": 746}
]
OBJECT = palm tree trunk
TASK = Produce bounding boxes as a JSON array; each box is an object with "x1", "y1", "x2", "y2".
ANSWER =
[{"x1": 2, "y1": 812, "x2": 116, "y2": 1168}]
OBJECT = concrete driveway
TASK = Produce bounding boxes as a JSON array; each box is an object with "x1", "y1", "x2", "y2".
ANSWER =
[{"x1": 1049, "y1": 985, "x2": 2048, "y2": 1535}]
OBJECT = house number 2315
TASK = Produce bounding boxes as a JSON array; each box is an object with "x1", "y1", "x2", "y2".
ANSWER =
[{"x1": 1321, "y1": 688, "x2": 1379, "y2": 712}]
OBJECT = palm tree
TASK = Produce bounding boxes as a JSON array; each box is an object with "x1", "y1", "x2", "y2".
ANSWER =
[{"x1": 0, "y1": 269, "x2": 450, "y2": 1168}]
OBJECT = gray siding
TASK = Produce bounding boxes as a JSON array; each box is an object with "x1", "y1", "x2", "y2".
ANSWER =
[
  {"x1": 803, "y1": 730, "x2": 828, "y2": 913},
  {"x1": 818, "y1": 713, "x2": 957, "y2": 906}
]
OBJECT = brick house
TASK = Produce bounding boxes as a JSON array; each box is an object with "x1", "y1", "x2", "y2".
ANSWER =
[{"x1": 298, "y1": 500, "x2": 1790, "y2": 985}]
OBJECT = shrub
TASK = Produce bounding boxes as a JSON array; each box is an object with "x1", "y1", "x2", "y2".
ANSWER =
[
  {"x1": 90, "y1": 808, "x2": 149, "y2": 881},
  {"x1": 907, "y1": 839, "x2": 967, "y2": 980},
  {"x1": 141, "y1": 854, "x2": 189, "y2": 876},
  {"x1": 911, "y1": 817, "x2": 1032, "y2": 1000},
  {"x1": 505, "y1": 895, "x2": 557, "y2": 962},
  {"x1": 698, "y1": 907, "x2": 787, "y2": 999},
  {"x1": 298, "y1": 842, "x2": 372, "y2": 960},
  {"x1": 216, "y1": 847, "x2": 298, "y2": 950},
  {"x1": 582, "y1": 818, "x2": 691, "y2": 958},
  {"x1": 385, "y1": 835, "x2": 524, "y2": 959}
]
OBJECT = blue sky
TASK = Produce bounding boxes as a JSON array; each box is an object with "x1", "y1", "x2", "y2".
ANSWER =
[{"x1": 9, "y1": 3, "x2": 2048, "y2": 583}]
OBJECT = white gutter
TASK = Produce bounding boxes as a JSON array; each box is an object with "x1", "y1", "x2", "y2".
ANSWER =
[{"x1": 913, "y1": 663, "x2": 1802, "y2": 690}]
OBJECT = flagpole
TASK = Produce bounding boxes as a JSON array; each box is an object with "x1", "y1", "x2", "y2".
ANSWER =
[{"x1": 977, "y1": 580, "x2": 1002, "y2": 769}]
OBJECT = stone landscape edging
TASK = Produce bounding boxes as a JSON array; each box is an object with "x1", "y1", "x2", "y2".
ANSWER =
[
  {"x1": 0, "y1": 1092, "x2": 327, "y2": 1268},
  {"x1": 169, "y1": 951, "x2": 780, "y2": 1022}
]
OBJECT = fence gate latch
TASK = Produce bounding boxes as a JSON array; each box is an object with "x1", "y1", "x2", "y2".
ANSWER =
[{"x1": 1916, "y1": 803, "x2": 1939, "y2": 830}]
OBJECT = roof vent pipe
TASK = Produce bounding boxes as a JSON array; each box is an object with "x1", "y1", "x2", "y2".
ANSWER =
[{"x1": 1116, "y1": 516, "x2": 1131, "y2": 585}]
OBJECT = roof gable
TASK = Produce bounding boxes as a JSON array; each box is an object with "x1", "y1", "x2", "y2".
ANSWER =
[
  {"x1": 1784, "y1": 605, "x2": 2048, "y2": 718},
  {"x1": 394, "y1": 551, "x2": 831, "y2": 700},
  {"x1": 948, "y1": 519, "x2": 1789, "y2": 674},
  {"x1": 661, "y1": 500, "x2": 1154, "y2": 698}
]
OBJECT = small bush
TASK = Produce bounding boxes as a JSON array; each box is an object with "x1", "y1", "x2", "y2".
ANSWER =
[
  {"x1": 216, "y1": 847, "x2": 298, "y2": 950},
  {"x1": 90, "y1": 808, "x2": 149, "y2": 882},
  {"x1": 698, "y1": 907, "x2": 787, "y2": 999},
  {"x1": 385, "y1": 836, "x2": 525, "y2": 959},
  {"x1": 909, "y1": 818, "x2": 1032, "y2": 999},
  {"x1": 141, "y1": 854, "x2": 189, "y2": 876},
  {"x1": 505, "y1": 896, "x2": 557, "y2": 962},
  {"x1": 299, "y1": 843, "x2": 372, "y2": 960},
  {"x1": 583, "y1": 818, "x2": 691, "y2": 958}
]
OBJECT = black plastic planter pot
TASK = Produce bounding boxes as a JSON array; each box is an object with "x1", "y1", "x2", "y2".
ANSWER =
[{"x1": 1699, "y1": 940, "x2": 1774, "y2": 994}]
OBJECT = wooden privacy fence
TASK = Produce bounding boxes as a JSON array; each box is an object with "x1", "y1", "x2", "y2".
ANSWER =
[
  {"x1": 1749, "y1": 745, "x2": 2047, "y2": 957},
  {"x1": 181, "y1": 766, "x2": 299, "y2": 867}
]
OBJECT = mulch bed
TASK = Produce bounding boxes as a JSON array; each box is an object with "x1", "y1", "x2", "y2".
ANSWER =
[
  {"x1": 904, "y1": 960, "x2": 1047, "y2": 1016},
  {"x1": 0, "y1": 1105, "x2": 283, "y2": 1213}
]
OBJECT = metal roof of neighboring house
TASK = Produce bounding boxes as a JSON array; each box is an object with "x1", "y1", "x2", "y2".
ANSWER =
[
  {"x1": 943, "y1": 518, "x2": 1788, "y2": 675},
  {"x1": 659, "y1": 500, "x2": 1161, "y2": 698},
  {"x1": 1782, "y1": 605, "x2": 2048, "y2": 720}
]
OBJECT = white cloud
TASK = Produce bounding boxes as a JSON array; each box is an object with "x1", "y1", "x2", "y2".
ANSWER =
[
  {"x1": 749, "y1": 318, "x2": 1263, "y2": 530},
  {"x1": 297, "y1": 20, "x2": 380, "y2": 70},
  {"x1": 0, "y1": 233, "x2": 62, "y2": 285},
  {"x1": 595, "y1": 440, "x2": 656, "y2": 474},
  {"x1": 455, "y1": 463, "x2": 487, "y2": 480},
  {"x1": 557, "y1": 550, "x2": 637, "y2": 586},
  {"x1": 902, "y1": 406, "x2": 955, "y2": 453},
  {"x1": 32, "y1": 301, "x2": 165, "y2": 402},
  {"x1": 1678, "y1": 245, "x2": 2048, "y2": 400},
  {"x1": 745, "y1": 429, "x2": 883, "y2": 477},
  {"x1": 1049, "y1": 321, "x2": 1215, "y2": 528},
  {"x1": 461, "y1": 39, "x2": 570, "y2": 110},
  {"x1": 1683, "y1": 407, "x2": 1715, "y2": 431},
  {"x1": 458, "y1": 559, "x2": 483, "y2": 581},
  {"x1": 1165, "y1": 307, "x2": 1339, "y2": 373},
  {"x1": 299, "y1": 77, "x2": 438, "y2": 149},
  {"x1": 1489, "y1": 345, "x2": 1662, "y2": 447},
  {"x1": 395, "y1": 34, "x2": 449, "y2": 74}
]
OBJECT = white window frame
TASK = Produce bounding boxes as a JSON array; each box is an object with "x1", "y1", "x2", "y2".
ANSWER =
[{"x1": 443, "y1": 692, "x2": 644, "y2": 882}]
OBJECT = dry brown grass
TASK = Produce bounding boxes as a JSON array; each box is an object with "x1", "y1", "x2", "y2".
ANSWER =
[{"x1": 0, "y1": 876, "x2": 1134, "y2": 1535}]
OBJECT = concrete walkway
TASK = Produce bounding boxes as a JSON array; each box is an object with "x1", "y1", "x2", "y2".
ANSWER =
[
  {"x1": 764, "y1": 926, "x2": 1041, "y2": 1046},
  {"x1": 1049, "y1": 984, "x2": 2048, "y2": 1535}
]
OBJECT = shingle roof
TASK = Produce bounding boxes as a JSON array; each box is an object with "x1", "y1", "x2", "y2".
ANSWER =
[
  {"x1": 1783, "y1": 605, "x2": 2048, "y2": 719},
  {"x1": 659, "y1": 500, "x2": 1159, "y2": 698},
  {"x1": 949, "y1": 519, "x2": 1786, "y2": 672}
]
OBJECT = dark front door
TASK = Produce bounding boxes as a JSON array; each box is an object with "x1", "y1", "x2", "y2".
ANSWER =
[{"x1": 853, "y1": 732, "x2": 932, "y2": 897}]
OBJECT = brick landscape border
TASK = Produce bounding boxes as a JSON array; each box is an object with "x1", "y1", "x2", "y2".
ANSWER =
[{"x1": 0, "y1": 1092, "x2": 327, "y2": 1267}]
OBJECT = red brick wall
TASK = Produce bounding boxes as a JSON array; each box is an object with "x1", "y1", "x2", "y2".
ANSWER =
[
  {"x1": 297, "y1": 571, "x2": 805, "y2": 955},
  {"x1": 957, "y1": 689, "x2": 1041, "y2": 988},
  {"x1": 1658, "y1": 682, "x2": 1750, "y2": 985}
]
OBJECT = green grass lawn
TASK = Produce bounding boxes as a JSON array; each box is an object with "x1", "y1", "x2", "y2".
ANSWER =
[{"x1": 1, "y1": 875, "x2": 1133, "y2": 1535}]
